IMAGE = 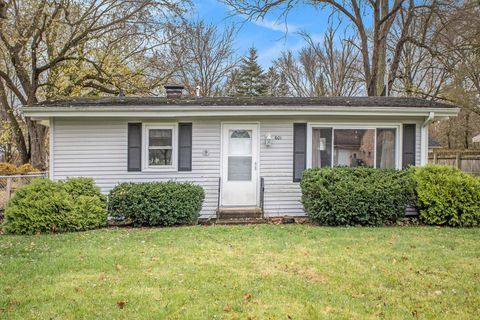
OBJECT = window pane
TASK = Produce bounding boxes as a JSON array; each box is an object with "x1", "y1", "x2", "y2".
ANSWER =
[
  {"x1": 149, "y1": 149, "x2": 172, "y2": 166},
  {"x1": 334, "y1": 129, "x2": 375, "y2": 167},
  {"x1": 312, "y1": 128, "x2": 332, "y2": 167},
  {"x1": 149, "y1": 129, "x2": 172, "y2": 147},
  {"x1": 228, "y1": 129, "x2": 252, "y2": 156},
  {"x1": 377, "y1": 128, "x2": 396, "y2": 169},
  {"x1": 228, "y1": 156, "x2": 252, "y2": 181},
  {"x1": 230, "y1": 129, "x2": 251, "y2": 139}
]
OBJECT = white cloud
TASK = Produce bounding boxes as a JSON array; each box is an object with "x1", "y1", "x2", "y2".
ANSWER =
[
  {"x1": 257, "y1": 38, "x2": 304, "y2": 68},
  {"x1": 250, "y1": 17, "x2": 299, "y2": 33}
]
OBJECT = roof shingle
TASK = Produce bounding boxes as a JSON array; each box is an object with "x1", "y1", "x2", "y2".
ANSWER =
[{"x1": 29, "y1": 96, "x2": 457, "y2": 109}]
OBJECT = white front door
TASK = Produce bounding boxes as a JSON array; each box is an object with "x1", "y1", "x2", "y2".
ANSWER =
[{"x1": 221, "y1": 123, "x2": 259, "y2": 206}]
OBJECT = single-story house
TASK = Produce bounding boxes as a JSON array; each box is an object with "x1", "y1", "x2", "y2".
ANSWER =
[
  {"x1": 473, "y1": 133, "x2": 480, "y2": 144},
  {"x1": 23, "y1": 87, "x2": 459, "y2": 220}
]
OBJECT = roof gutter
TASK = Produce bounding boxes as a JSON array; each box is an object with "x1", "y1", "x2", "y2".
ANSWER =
[{"x1": 22, "y1": 106, "x2": 460, "y2": 119}]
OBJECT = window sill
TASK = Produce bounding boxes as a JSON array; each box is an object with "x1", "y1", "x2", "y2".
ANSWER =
[{"x1": 142, "y1": 167, "x2": 178, "y2": 173}]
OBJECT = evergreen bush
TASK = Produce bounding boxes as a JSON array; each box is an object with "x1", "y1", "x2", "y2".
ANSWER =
[
  {"x1": 108, "y1": 181, "x2": 204, "y2": 226},
  {"x1": 301, "y1": 167, "x2": 415, "y2": 226},
  {"x1": 2, "y1": 178, "x2": 107, "y2": 234},
  {"x1": 413, "y1": 165, "x2": 480, "y2": 227}
]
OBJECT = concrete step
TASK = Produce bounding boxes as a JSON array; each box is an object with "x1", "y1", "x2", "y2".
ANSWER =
[
  {"x1": 215, "y1": 218, "x2": 267, "y2": 225},
  {"x1": 217, "y1": 207, "x2": 263, "y2": 219}
]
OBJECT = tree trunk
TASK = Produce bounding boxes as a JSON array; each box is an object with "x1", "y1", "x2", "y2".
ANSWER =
[
  {"x1": 26, "y1": 118, "x2": 48, "y2": 170},
  {"x1": 0, "y1": 81, "x2": 30, "y2": 163}
]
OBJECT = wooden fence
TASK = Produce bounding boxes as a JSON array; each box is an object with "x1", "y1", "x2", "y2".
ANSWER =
[{"x1": 429, "y1": 149, "x2": 480, "y2": 176}]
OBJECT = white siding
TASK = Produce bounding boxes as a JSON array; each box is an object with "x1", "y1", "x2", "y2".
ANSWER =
[
  {"x1": 416, "y1": 123, "x2": 422, "y2": 165},
  {"x1": 260, "y1": 121, "x2": 303, "y2": 216},
  {"x1": 52, "y1": 117, "x2": 425, "y2": 219},
  {"x1": 53, "y1": 119, "x2": 221, "y2": 218}
]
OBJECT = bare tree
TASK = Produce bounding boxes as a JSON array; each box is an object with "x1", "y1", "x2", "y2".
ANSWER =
[
  {"x1": 273, "y1": 26, "x2": 362, "y2": 97},
  {"x1": 168, "y1": 21, "x2": 237, "y2": 97},
  {"x1": 396, "y1": 0, "x2": 480, "y2": 148},
  {"x1": 0, "y1": 0, "x2": 187, "y2": 168},
  {"x1": 223, "y1": 0, "x2": 445, "y2": 96}
]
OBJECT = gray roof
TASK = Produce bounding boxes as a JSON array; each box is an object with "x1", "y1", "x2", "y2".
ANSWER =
[{"x1": 30, "y1": 96, "x2": 457, "y2": 109}]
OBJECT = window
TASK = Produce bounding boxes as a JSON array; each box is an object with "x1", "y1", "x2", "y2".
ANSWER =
[
  {"x1": 311, "y1": 126, "x2": 398, "y2": 169},
  {"x1": 144, "y1": 124, "x2": 176, "y2": 170},
  {"x1": 227, "y1": 129, "x2": 252, "y2": 181},
  {"x1": 334, "y1": 129, "x2": 375, "y2": 167},
  {"x1": 376, "y1": 128, "x2": 396, "y2": 169},
  {"x1": 312, "y1": 128, "x2": 332, "y2": 167}
]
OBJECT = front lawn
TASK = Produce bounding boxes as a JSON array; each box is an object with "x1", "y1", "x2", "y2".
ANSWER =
[{"x1": 0, "y1": 225, "x2": 478, "y2": 319}]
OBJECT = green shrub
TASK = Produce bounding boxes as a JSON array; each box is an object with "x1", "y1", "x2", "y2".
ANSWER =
[
  {"x1": 108, "y1": 181, "x2": 205, "y2": 226},
  {"x1": 413, "y1": 165, "x2": 480, "y2": 227},
  {"x1": 62, "y1": 177, "x2": 107, "y2": 204},
  {"x1": 2, "y1": 178, "x2": 107, "y2": 234},
  {"x1": 301, "y1": 167, "x2": 415, "y2": 226}
]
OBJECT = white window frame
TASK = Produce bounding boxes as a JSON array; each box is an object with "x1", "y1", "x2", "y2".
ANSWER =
[
  {"x1": 307, "y1": 122, "x2": 402, "y2": 170},
  {"x1": 143, "y1": 123, "x2": 177, "y2": 171}
]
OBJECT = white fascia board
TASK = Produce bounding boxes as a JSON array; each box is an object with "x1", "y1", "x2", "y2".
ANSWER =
[{"x1": 22, "y1": 105, "x2": 460, "y2": 119}]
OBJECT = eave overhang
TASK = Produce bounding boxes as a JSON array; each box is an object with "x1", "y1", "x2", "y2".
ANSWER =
[{"x1": 22, "y1": 105, "x2": 460, "y2": 120}]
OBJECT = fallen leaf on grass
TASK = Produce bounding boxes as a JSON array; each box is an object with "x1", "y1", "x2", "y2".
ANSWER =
[
  {"x1": 223, "y1": 304, "x2": 232, "y2": 312},
  {"x1": 322, "y1": 306, "x2": 334, "y2": 314},
  {"x1": 243, "y1": 293, "x2": 252, "y2": 304},
  {"x1": 352, "y1": 292, "x2": 365, "y2": 298},
  {"x1": 117, "y1": 301, "x2": 127, "y2": 309},
  {"x1": 151, "y1": 256, "x2": 158, "y2": 261},
  {"x1": 115, "y1": 264, "x2": 122, "y2": 272},
  {"x1": 98, "y1": 273, "x2": 107, "y2": 281}
]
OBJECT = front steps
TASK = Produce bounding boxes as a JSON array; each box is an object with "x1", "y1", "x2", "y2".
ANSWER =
[{"x1": 216, "y1": 207, "x2": 265, "y2": 225}]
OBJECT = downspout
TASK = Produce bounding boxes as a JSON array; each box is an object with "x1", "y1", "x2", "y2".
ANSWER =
[
  {"x1": 423, "y1": 111, "x2": 435, "y2": 127},
  {"x1": 420, "y1": 112, "x2": 435, "y2": 166}
]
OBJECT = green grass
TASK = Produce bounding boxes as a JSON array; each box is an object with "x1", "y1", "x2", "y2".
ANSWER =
[{"x1": 0, "y1": 225, "x2": 479, "y2": 319}]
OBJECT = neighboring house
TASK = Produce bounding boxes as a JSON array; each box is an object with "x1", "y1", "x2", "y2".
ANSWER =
[
  {"x1": 23, "y1": 86, "x2": 459, "y2": 220},
  {"x1": 428, "y1": 135, "x2": 443, "y2": 153},
  {"x1": 473, "y1": 133, "x2": 480, "y2": 144}
]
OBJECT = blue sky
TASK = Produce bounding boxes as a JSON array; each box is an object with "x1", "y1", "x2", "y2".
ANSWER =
[{"x1": 192, "y1": 0, "x2": 339, "y2": 68}]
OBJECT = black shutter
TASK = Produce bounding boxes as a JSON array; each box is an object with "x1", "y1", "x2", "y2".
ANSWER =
[
  {"x1": 402, "y1": 124, "x2": 416, "y2": 169},
  {"x1": 293, "y1": 123, "x2": 307, "y2": 182},
  {"x1": 127, "y1": 123, "x2": 142, "y2": 171},
  {"x1": 178, "y1": 123, "x2": 192, "y2": 171}
]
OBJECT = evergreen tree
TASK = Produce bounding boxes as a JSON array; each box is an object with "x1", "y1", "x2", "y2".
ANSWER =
[
  {"x1": 266, "y1": 67, "x2": 290, "y2": 96},
  {"x1": 224, "y1": 69, "x2": 241, "y2": 96},
  {"x1": 235, "y1": 47, "x2": 268, "y2": 96}
]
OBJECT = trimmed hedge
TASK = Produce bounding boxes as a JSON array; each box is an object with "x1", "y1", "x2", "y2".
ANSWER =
[
  {"x1": 108, "y1": 181, "x2": 205, "y2": 226},
  {"x1": 2, "y1": 178, "x2": 107, "y2": 234},
  {"x1": 301, "y1": 167, "x2": 415, "y2": 226},
  {"x1": 413, "y1": 165, "x2": 480, "y2": 227}
]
